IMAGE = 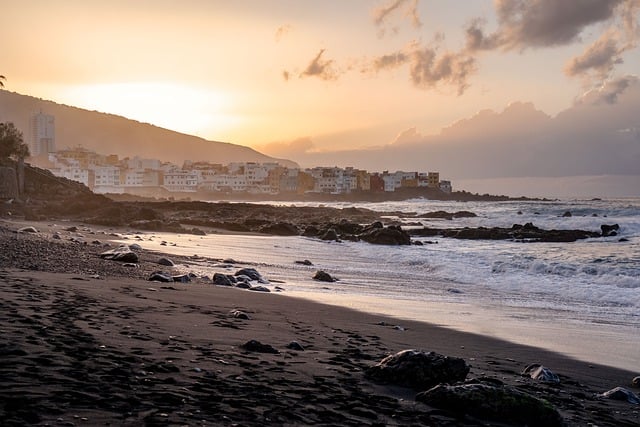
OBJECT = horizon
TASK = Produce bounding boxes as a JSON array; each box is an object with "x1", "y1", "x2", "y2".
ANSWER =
[{"x1": 2, "y1": 1, "x2": 640, "y2": 197}]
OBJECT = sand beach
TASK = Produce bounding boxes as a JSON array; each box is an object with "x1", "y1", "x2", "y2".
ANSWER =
[{"x1": 1, "y1": 219, "x2": 639, "y2": 426}]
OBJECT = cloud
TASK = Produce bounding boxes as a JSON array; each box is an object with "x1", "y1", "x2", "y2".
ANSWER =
[
  {"x1": 369, "y1": 41, "x2": 477, "y2": 95},
  {"x1": 372, "y1": 0, "x2": 422, "y2": 37},
  {"x1": 467, "y1": 0, "x2": 625, "y2": 51},
  {"x1": 275, "y1": 25, "x2": 292, "y2": 42},
  {"x1": 576, "y1": 75, "x2": 639, "y2": 104},
  {"x1": 257, "y1": 137, "x2": 316, "y2": 159},
  {"x1": 564, "y1": 31, "x2": 624, "y2": 79},
  {"x1": 564, "y1": 1, "x2": 640, "y2": 80},
  {"x1": 300, "y1": 49, "x2": 340, "y2": 81}
]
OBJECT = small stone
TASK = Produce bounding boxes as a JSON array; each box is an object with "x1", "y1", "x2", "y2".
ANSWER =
[
  {"x1": 286, "y1": 341, "x2": 305, "y2": 351},
  {"x1": 18, "y1": 226, "x2": 38, "y2": 233},
  {"x1": 600, "y1": 386, "x2": 640, "y2": 404},
  {"x1": 158, "y1": 257, "x2": 175, "y2": 266},
  {"x1": 241, "y1": 339, "x2": 279, "y2": 354}
]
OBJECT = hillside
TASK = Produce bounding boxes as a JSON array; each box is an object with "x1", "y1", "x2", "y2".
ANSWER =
[{"x1": 0, "y1": 90, "x2": 296, "y2": 167}]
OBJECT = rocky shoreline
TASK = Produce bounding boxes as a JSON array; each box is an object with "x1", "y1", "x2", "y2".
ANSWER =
[{"x1": 1, "y1": 220, "x2": 639, "y2": 425}]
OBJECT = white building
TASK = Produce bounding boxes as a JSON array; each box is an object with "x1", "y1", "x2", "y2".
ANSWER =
[
  {"x1": 162, "y1": 170, "x2": 198, "y2": 192},
  {"x1": 93, "y1": 166, "x2": 121, "y2": 188},
  {"x1": 29, "y1": 112, "x2": 55, "y2": 156},
  {"x1": 199, "y1": 174, "x2": 247, "y2": 192}
]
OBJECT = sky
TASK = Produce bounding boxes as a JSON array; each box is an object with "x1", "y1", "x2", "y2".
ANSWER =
[{"x1": 2, "y1": 0, "x2": 640, "y2": 195}]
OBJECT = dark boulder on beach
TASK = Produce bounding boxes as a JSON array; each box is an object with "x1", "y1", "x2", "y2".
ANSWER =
[
  {"x1": 241, "y1": 339, "x2": 279, "y2": 354},
  {"x1": 157, "y1": 257, "x2": 175, "y2": 267},
  {"x1": 313, "y1": 270, "x2": 337, "y2": 282},
  {"x1": 522, "y1": 364, "x2": 560, "y2": 383},
  {"x1": 320, "y1": 228, "x2": 339, "y2": 241},
  {"x1": 148, "y1": 271, "x2": 174, "y2": 282},
  {"x1": 416, "y1": 382, "x2": 564, "y2": 427},
  {"x1": 601, "y1": 223, "x2": 620, "y2": 237},
  {"x1": 235, "y1": 268, "x2": 268, "y2": 283},
  {"x1": 360, "y1": 225, "x2": 411, "y2": 245},
  {"x1": 410, "y1": 223, "x2": 602, "y2": 242},
  {"x1": 366, "y1": 350, "x2": 469, "y2": 390},
  {"x1": 600, "y1": 387, "x2": 640, "y2": 404},
  {"x1": 100, "y1": 246, "x2": 139, "y2": 263},
  {"x1": 213, "y1": 273, "x2": 234, "y2": 286},
  {"x1": 259, "y1": 222, "x2": 299, "y2": 236}
]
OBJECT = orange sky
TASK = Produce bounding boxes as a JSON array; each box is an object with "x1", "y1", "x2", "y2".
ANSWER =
[{"x1": 2, "y1": 0, "x2": 639, "y2": 158}]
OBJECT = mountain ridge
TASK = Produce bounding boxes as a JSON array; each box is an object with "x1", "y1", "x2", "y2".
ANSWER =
[{"x1": 0, "y1": 90, "x2": 297, "y2": 167}]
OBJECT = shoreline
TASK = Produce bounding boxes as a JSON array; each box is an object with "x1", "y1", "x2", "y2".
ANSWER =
[{"x1": 1, "y1": 218, "x2": 640, "y2": 425}]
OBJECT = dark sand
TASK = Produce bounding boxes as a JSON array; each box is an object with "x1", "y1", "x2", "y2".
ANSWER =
[{"x1": 1, "y1": 220, "x2": 639, "y2": 426}]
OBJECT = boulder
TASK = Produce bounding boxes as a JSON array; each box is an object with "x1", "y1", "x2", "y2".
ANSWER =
[
  {"x1": 633, "y1": 376, "x2": 640, "y2": 388},
  {"x1": 365, "y1": 350, "x2": 469, "y2": 390},
  {"x1": 259, "y1": 222, "x2": 299, "y2": 236},
  {"x1": 213, "y1": 273, "x2": 233, "y2": 286},
  {"x1": 100, "y1": 246, "x2": 139, "y2": 263},
  {"x1": 235, "y1": 268, "x2": 268, "y2": 284},
  {"x1": 295, "y1": 259, "x2": 314, "y2": 266},
  {"x1": 240, "y1": 339, "x2": 279, "y2": 354},
  {"x1": 522, "y1": 364, "x2": 560, "y2": 383},
  {"x1": 148, "y1": 271, "x2": 174, "y2": 282},
  {"x1": 313, "y1": 270, "x2": 337, "y2": 282},
  {"x1": 359, "y1": 225, "x2": 411, "y2": 245},
  {"x1": 416, "y1": 382, "x2": 564, "y2": 427},
  {"x1": 17, "y1": 226, "x2": 38, "y2": 233},
  {"x1": 230, "y1": 310, "x2": 251, "y2": 320},
  {"x1": 600, "y1": 387, "x2": 640, "y2": 404},
  {"x1": 287, "y1": 341, "x2": 305, "y2": 351},
  {"x1": 249, "y1": 285, "x2": 271, "y2": 292},
  {"x1": 601, "y1": 223, "x2": 620, "y2": 237},
  {"x1": 172, "y1": 274, "x2": 191, "y2": 283},
  {"x1": 320, "y1": 228, "x2": 339, "y2": 241},
  {"x1": 158, "y1": 257, "x2": 175, "y2": 267}
]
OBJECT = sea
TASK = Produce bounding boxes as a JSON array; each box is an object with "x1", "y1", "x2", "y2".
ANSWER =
[{"x1": 125, "y1": 197, "x2": 640, "y2": 371}]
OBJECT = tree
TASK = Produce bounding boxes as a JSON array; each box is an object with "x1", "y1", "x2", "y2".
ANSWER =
[
  {"x1": 0, "y1": 122, "x2": 30, "y2": 160},
  {"x1": 0, "y1": 75, "x2": 5, "y2": 88}
]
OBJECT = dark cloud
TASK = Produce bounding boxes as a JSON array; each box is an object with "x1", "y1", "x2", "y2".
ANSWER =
[
  {"x1": 372, "y1": 0, "x2": 407, "y2": 26},
  {"x1": 564, "y1": 31, "x2": 623, "y2": 78},
  {"x1": 300, "y1": 49, "x2": 339, "y2": 81},
  {"x1": 369, "y1": 42, "x2": 476, "y2": 95},
  {"x1": 468, "y1": 0, "x2": 624, "y2": 51},
  {"x1": 576, "y1": 75, "x2": 639, "y2": 104}
]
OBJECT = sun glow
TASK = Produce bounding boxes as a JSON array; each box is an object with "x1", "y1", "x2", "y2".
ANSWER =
[{"x1": 61, "y1": 82, "x2": 242, "y2": 140}]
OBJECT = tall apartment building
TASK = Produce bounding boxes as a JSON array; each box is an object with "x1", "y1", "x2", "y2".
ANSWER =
[{"x1": 29, "y1": 111, "x2": 55, "y2": 156}]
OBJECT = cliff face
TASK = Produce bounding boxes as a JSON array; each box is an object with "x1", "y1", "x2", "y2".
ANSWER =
[{"x1": 0, "y1": 90, "x2": 296, "y2": 167}]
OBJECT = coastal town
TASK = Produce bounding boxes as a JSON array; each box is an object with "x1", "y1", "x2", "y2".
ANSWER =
[{"x1": 27, "y1": 112, "x2": 452, "y2": 198}]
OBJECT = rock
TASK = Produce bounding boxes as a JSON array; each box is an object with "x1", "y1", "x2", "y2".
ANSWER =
[
  {"x1": 286, "y1": 341, "x2": 305, "y2": 351},
  {"x1": 18, "y1": 226, "x2": 38, "y2": 233},
  {"x1": 235, "y1": 268, "x2": 268, "y2": 284},
  {"x1": 172, "y1": 274, "x2": 191, "y2": 283},
  {"x1": 190, "y1": 227, "x2": 206, "y2": 236},
  {"x1": 249, "y1": 285, "x2": 270, "y2": 292},
  {"x1": 148, "y1": 271, "x2": 174, "y2": 282},
  {"x1": 158, "y1": 257, "x2": 175, "y2": 266},
  {"x1": 313, "y1": 270, "x2": 337, "y2": 282},
  {"x1": 52, "y1": 232, "x2": 61, "y2": 240},
  {"x1": 129, "y1": 243, "x2": 143, "y2": 251},
  {"x1": 301, "y1": 225, "x2": 320, "y2": 237},
  {"x1": 600, "y1": 387, "x2": 640, "y2": 404},
  {"x1": 213, "y1": 273, "x2": 233, "y2": 286},
  {"x1": 100, "y1": 246, "x2": 139, "y2": 263},
  {"x1": 522, "y1": 364, "x2": 560, "y2": 383},
  {"x1": 601, "y1": 223, "x2": 620, "y2": 237},
  {"x1": 365, "y1": 349, "x2": 469, "y2": 390},
  {"x1": 295, "y1": 259, "x2": 314, "y2": 266},
  {"x1": 633, "y1": 376, "x2": 640, "y2": 388},
  {"x1": 230, "y1": 310, "x2": 251, "y2": 320},
  {"x1": 359, "y1": 225, "x2": 411, "y2": 245},
  {"x1": 240, "y1": 339, "x2": 279, "y2": 354},
  {"x1": 259, "y1": 222, "x2": 299, "y2": 236},
  {"x1": 562, "y1": 211, "x2": 572, "y2": 217},
  {"x1": 416, "y1": 382, "x2": 564, "y2": 427},
  {"x1": 235, "y1": 282, "x2": 251, "y2": 289},
  {"x1": 64, "y1": 226, "x2": 78, "y2": 232},
  {"x1": 320, "y1": 228, "x2": 339, "y2": 241}
]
